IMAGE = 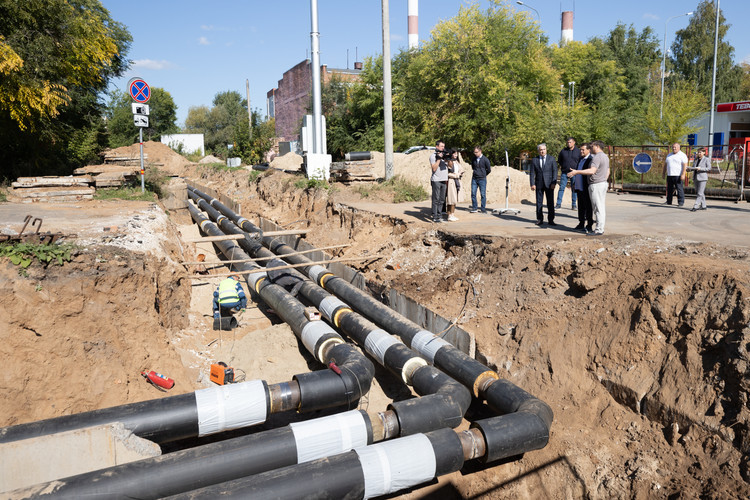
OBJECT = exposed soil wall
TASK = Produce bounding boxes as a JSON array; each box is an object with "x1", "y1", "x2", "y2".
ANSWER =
[{"x1": 0, "y1": 247, "x2": 192, "y2": 427}]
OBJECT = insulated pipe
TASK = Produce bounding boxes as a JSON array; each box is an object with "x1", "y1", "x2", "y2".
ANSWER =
[
  {"x1": 164, "y1": 428, "x2": 464, "y2": 500},
  {"x1": 10, "y1": 410, "x2": 381, "y2": 499},
  {"x1": 187, "y1": 187, "x2": 553, "y2": 460},
  {"x1": 188, "y1": 202, "x2": 374, "y2": 412},
  {"x1": 190, "y1": 188, "x2": 471, "y2": 432},
  {"x1": 0, "y1": 380, "x2": 274, "y2": 445}
]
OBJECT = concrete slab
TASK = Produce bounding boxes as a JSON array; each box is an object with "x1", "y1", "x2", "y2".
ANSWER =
[{"x1": 0, "y1": 422, "x2": 160, "y2": 493}]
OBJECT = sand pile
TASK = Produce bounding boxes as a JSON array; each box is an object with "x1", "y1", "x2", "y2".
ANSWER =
[
  {"x1": 104, "y1": 141, "x2": 194, "y2": 176},
  {"x1": 370, "y1": 150, "x2": 556, "y2": 206},
  {"x1": 270, "y1": 152, "x2": 304, "y2": 171},
  {"x1": 198, "y1": 155, "x2": 222, "y2": 164}
]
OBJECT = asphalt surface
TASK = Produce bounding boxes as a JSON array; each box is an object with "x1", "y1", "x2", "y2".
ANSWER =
[{"x1": 349, "y1": 191, "x2": 750, "y2": 248}]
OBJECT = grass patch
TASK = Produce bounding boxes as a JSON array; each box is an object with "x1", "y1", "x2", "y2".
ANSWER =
[
  {"x1": 94, "y1": 186, "x2": 156, "y2": 201},
  {"x1": 248, "y1": 169, "x2": 265, "y2": 184},
  {"x1": 356, "y1": 175, "x2": 428, "y2": 203},
  {"x1": 294, "y1": 178, "x2": 332, "y2": 190},
  {"x1": 0, "y1": 190, "x2": 6, "y2": 203},
  {"x1": 0, "y1": 241, "x2": 76, "y2": 268},
  {"x1": 199, "y1": 162, "x2": 244, "y2": 174}
]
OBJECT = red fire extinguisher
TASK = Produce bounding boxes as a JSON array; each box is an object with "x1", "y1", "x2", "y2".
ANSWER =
[{"x1": 141, "y1": 370, "x2": 175, "y2": 390}]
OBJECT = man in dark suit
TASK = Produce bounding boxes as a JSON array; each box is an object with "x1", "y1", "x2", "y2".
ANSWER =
[{"x1": 530, "y1": 143, "x2": 558, "y2": 226}]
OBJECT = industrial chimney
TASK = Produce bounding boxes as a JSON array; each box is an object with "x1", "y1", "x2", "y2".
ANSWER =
[
  {"x1": 561, "y1": 11, "x2": 573, "y2": 45},
  {"x1": 408, "y1": 0, "x2": 418, "y2": 49}
]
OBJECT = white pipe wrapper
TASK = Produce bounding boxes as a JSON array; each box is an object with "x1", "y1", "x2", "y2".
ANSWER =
[
  {"x1": 319, "y1": 295, "x2": 348, "y2": 322},
  {"x1": 308, "y1": 264, "x2": 328, "y2": 283},
  {"x1": 357, "y1": 434, "x2": 436, "y2": 499},
  {"x1": 195, "y1": 379, "x2": 267, "y2": 436},
  {"x1": 411, "y1": 330, "x2": 450, "y2": 363},
  {"x1": 290, "y1": 410, "x2": 368, "y2": 463},
  {"x1": 301, "y1": 320, "x2": 337, "y2": 357},
  {"x1": 364, "y1": 329, "x2": 400, "y2": 365},
  {"x1": 237, "y1": 217, "x2": 250, "y2": 227},
  {"x1": 246, "y1": 269, "x2": 267, "y2": 289}
]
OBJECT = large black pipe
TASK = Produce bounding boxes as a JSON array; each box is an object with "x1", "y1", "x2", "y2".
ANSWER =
[
  {"x1": 190, "y1": 188, "x2": 471, "y2": 432},
  {"x1": 188, "y1": 186, "x2": 553, "y2": 476},
  {"x1": 163, "y1": 428, "x2": 464, "y2": 500},
  {"x1": 10, "y1": 409, "x2": 380, "y2": 499},
  {"x1": 0, "y1": 393, "x2": 198, "y2": 445},
  {"x1": 188, "y1": 202, "x2": 374, "y2": 411}
]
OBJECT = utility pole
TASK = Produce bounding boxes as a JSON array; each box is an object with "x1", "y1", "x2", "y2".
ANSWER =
[
  {"x1": 382, "y1": 0, "x2": 394, "y2": 180},
  {"x1": 708, "y1": 0, "x2": 720, "y2": 155},
  {"x1": 251, "y1": 79, "x2": 253, "y2": 140}
]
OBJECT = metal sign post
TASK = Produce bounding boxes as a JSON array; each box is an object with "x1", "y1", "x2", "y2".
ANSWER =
[{"x1": 128, "y1": 78, "x2": 151, "y2": 193}]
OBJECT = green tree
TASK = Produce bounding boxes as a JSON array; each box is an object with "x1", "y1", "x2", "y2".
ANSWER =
[
  {"x1": 394, "y1": 1, "x2": 553, "y2": 160},
  {"x1": 644, "y1": 80, "x2": 706, "y2": 144},
  {"x1": 0, "y1": 0, "x2": 131, "y2": 178},
  {"x1": 232, "y1": 112, "x2": 275, "y2": 165},
  {"x1": 590, "y1": 23, "x2": 661, "y2": 144},
  {"x1": 106, "y1": 87, "x2": 178, "y2": 147},
  {"x1": 184, "y1": 90, "x2": 248, "y2": 155},
  {"x1": 671, "y1": 0, "x2": 743, "y2": 103}
]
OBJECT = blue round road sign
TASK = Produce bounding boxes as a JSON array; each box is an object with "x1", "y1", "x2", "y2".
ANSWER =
[
  {"x1": 633, "y1": 153, "x2": 652, "y2": 174},
  {"x1": 129, "y1": 78, "x2": 151, "y2": 103}
]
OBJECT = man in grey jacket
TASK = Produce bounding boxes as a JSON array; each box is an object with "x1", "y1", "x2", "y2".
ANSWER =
[{"x1": 569, "y1": 140, "x2": 609, "y2": 235}]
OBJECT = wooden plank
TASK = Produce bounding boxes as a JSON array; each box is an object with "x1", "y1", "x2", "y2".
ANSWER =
[
  {"x1": 188, "y1": 254, "x2": 384, "y2": 279},
  {"x1": 184, "y1": 229, "x2": 308, "y2": 243},
  {"x1": 180, "y1": 244, "x2": 351, "y2": 265}
]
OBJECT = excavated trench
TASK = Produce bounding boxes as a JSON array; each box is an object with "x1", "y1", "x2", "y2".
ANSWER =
[
  {"x1": 243, "y1": 170, "x2": 750, "y2": 497},
  {"x1": 2, "y1": 166, "x2": 749, "y2": 498}
]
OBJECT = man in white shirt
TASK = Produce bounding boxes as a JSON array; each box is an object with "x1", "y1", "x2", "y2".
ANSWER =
[{"x1": 663, "y1": 143, "x2": 688, "y2": 207}]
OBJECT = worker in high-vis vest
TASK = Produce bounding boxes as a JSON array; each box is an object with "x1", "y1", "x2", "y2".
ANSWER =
[{"x1": 212, "y1": 275, "x2": 247, "y2": 319}]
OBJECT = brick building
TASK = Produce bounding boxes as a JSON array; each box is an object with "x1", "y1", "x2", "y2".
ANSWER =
[{"x1": 268, "y1": 60, "x2": 361, "y2": 142}]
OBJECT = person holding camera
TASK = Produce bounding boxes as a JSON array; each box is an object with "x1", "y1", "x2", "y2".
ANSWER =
[{"x1": 429, "y1": 140, "x2": 449, "y2": 223}]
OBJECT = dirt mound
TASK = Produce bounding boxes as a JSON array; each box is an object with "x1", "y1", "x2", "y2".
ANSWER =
[
  {"x1": 104, "y1": 141, "x2": 194, "y2": 176},
  {"x1": 270, "y1": 152, "x2": 303, "y2": 171},
  {"x1": 198, "y1": 155, "x2": 222, "y2": 164},
  {"x1": 365, "y1": 150, "x2": 539, "y2": 205}
]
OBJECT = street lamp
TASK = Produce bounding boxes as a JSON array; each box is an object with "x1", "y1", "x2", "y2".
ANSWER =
[
  {"x1": 516, "y1": 1, "x2": 541, "y2": 42},
  {"x1": 660, "y1": 11, "x2": 693, "y2": 119}
]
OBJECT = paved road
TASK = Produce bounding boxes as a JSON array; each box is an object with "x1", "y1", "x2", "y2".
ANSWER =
[{"x1": 349, "y1": 191, "x2": 750, "y2": 248}]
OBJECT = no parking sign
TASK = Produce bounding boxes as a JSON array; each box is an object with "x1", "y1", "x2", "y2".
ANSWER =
[{"x1": 128, "y1": 77, "x2": 151, "y2": 103}]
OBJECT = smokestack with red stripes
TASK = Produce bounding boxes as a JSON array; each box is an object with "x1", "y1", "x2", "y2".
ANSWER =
[
  {"x1": 408, "y1": 0, "x2": 418, "y2": 49},
  {"x1": 561, "y1": 11, "x2": 573, "y2": 45}
]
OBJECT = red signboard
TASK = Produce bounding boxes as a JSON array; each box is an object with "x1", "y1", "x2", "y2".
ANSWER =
[{"x1": 717, "y1": 101, "x2": 750, "y2": 112}]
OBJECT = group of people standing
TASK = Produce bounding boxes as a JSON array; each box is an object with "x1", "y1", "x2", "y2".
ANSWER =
[
  {"x1": 430, "y1": 137, "x2": 708, "y2": 230},
  {"x1": 530, "y1": 138, "x2": 610, "y2": 235},
  {"x1": 429, "y1": 141, "x2": 491, "y2": 223}
]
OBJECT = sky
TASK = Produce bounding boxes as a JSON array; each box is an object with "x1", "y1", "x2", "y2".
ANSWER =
[{"x1": 100, "y1": 0, "x2": 750, "y2": 126}]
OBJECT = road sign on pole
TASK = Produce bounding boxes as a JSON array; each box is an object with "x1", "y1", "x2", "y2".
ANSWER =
[
  {"x1": 131, "y1": 103, "x2": 149, "y2": 115},
  {"x1": 133, "y1": 115, "x2": 149, "y2": 128},
  {"x1": 128, "y1": 77, "x2": 151, "y2": 193},
  {"x1": 128, "y1": 78, "x2": 151, "y2": 103},
  {"x1": 633, "y1": 153, "x2": 653, "y2": 174}
]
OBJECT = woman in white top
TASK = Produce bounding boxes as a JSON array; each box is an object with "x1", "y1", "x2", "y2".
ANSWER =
[
  {"x1": 689, "y1": 148, "x2": 711, "y2": 211},
  {"x1": 446, "y1": 150, "x2": 464, "y2": 221}
]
